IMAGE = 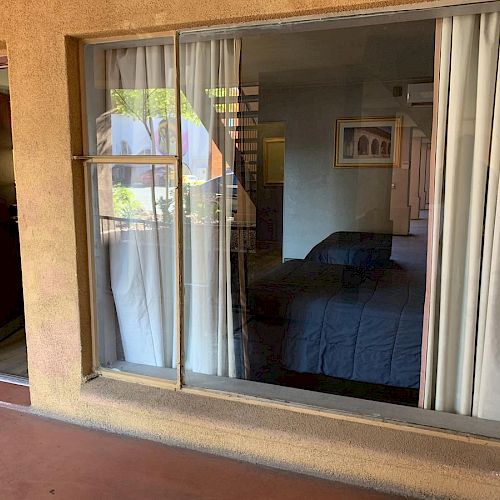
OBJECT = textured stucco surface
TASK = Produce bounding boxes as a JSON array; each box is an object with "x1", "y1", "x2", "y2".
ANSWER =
[{"x1": 0, "y1": 0, "x2": 499, "y2": 498}]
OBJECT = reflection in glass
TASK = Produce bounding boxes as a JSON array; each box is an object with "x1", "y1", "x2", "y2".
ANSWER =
[
  {"x1": 180, "y1": 21, "x2": 435, "y2": 406},
  {"x1": 92, "y1": 163, "x2": 177, "y2": 373},
  {"x1": 86, "y1": 42, "x2": 180, "y2": 157}
]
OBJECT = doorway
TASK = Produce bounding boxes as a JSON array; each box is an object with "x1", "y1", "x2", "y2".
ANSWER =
[{"x1": 0, "y1": 56, "x2": 28, "y2": 381}]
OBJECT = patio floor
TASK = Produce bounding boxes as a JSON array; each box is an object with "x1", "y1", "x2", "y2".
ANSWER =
[{"x1": 0, "y1": 382, "x2": 403, "y2": 499}]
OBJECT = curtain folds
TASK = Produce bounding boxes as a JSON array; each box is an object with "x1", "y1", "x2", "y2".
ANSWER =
[
  {"x1": 180, "y1": 39, "x2": 241, "y2": 377},
  {"x1": 99, "y1": 39, "x2": 241, "y2": 376},
  {"x1": 425, "y1": 13, "x2": 500, "y2": 420},
  {"x1": 473, "y1": 27, "x2": 500, "y2": 420},
  {"x1": 99, "y1": 43, "x2": 177, "y2": 369}
]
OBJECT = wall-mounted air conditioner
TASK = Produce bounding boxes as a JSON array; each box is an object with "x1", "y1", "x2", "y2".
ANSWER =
[{"x1": 407, "y1": 82, "x2": 433, "y2": 107}]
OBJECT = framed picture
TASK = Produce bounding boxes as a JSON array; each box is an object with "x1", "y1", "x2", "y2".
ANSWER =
[
  {"x1": 335, "y1": 117, "x2": 402, "y2": 168},
  {"x1": 263, "y1": 137, "x2": 285, "y2": 185}
]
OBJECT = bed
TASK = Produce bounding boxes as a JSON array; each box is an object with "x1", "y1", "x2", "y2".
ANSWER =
[{"x1": 245, "y1": 232, "x2": 425, "y2": 389}]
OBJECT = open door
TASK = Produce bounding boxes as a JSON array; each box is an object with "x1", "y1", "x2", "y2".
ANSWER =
[{"x1": 0, "y1": 56, "x2": 28, "y2": 382}]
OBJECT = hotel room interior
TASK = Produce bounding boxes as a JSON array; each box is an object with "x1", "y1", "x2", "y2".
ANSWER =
[{"x1": 86, "y1": 18, "x2": 435, "y2": 408}]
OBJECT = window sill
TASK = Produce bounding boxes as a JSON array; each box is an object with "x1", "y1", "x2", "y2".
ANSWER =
[{"x1": 92, "y1": 366, "x2": 500, "y2": 443}]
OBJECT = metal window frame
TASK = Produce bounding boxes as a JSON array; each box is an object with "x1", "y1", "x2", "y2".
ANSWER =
[
  {"x1": 82, "y1": 155, "x2": 179, "y2": 381},
  {"x1": 77, "y1": 1, "x2": 500, "y2": 440}
]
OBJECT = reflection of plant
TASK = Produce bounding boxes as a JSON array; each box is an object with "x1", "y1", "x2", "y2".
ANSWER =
[
  {"x1": 187, "y1": 192, "x2": 220, "y2": 224},
  {"x1": 113, "y1": 184, "x2": 142, "y2": 218},
  {"x1": 155, "y1": 176, "x2": 222, "y2": 225},
  {"x1": 156, "y1": 194, "x2": 173, "y2": 224}
]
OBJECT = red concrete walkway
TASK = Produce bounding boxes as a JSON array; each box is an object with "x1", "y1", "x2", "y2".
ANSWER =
[
  {"x1": 0, "y1": 380, "x2": 30, "y2": 406},
  {"x1": 0, "y1": 383, "x2": 403, "y2": 499}
]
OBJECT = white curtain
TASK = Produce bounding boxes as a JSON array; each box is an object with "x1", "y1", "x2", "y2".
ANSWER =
[
  {"x1": 425, "y1": 13, "x2": 500, "y2": 420},
  {"x1": 109, "y1": 224, "x2": 176, "y2": 367},
  {"x1": 181, "y1": 39, "x2": 241, "y2": 377},
  {"x1": 96, "y1": 43, "x2": 177, "y2": 368},
  {"x1": 96, "y1": 39, "x2": 241, "y2": 375}
]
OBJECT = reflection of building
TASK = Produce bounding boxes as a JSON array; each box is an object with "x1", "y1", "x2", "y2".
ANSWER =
[{"x1": 347, "y1": 127, "x2": 391, "y2": 159}]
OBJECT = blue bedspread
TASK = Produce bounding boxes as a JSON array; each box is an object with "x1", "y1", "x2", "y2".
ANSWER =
[
  {"x1": 305, "y1": 231, "x2": 393, "y2": 268},
  {"x1": 247, "y1": 260, "x2": 424, "y2": 389}
]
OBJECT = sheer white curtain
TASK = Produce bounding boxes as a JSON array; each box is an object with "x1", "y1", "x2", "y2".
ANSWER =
[
  {"x1": 97, "y1": 43, "x2": 177, "y2": 368},
  {"x1": 425, "y1": 13, "x2": 500, "y2": 420},
  {"x1": 180, "y1": 39, "x2": 241, "y2": 377}
]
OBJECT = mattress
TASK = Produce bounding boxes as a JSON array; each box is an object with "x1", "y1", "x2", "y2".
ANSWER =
[{"x1": 246, "y1": 259, "x2": 424, "y2": 389}]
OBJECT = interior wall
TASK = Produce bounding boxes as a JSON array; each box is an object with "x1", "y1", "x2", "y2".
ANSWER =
[
  {"x1": 390, "y1": 125, "x2": 412, "y2": 235},
  {"x1": 259, "y1": 79, "x2": 432, "y2": 259},
  {"x1": 409, "y1": 132, "x2": 423, "y2": 219}
]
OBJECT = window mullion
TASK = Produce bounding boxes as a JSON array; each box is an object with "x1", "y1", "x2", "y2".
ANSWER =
[
  {"x1": 174, "y1": 31, "x2": 185, "y2": 390},
  {"x1": 73, "y1": 155, "x2": 178, "y2": 164}
]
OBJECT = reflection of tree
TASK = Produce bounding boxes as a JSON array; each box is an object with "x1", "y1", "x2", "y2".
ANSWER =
[
  {"x1": 110, "y1": 89, "x2": 200, "y2": 153},
  {"x1": 112, "y1": 184, "x2": 142, "y2": 218}
]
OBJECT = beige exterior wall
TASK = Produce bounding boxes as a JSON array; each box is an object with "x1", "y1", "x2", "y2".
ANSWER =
[{"x1": 0, "y1": 0, "x2": 499, "y2": 497}]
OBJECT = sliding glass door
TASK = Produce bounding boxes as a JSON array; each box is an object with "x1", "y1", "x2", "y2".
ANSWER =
[{"x1": 82, "y1": 6, "x2": 500, "y2": 422}]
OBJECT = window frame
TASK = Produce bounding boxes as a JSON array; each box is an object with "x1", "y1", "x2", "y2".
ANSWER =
[{"x1": 78, "y1": 0, "x2": 500, "y2": 440}]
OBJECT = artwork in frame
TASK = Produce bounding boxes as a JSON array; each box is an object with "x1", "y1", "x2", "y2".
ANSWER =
[
  {"x1": 263, "y1": 137, "x2": 285, "y2": 185},
  {"x1": 335, "y1": 117, "x2": 402, "y2": 168}
]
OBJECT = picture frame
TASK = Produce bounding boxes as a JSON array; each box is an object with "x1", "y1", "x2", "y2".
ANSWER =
[
  {"x1": 334, "y1": 117, "x2": 402, "y2": 168},
  {"x1": 263, "y1": 137, "x2": 285, "y2": 185}
]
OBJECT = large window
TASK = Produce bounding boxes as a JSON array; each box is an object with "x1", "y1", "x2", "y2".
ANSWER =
[{"x1": 83, "y1": 7, "x2": 500, "y2": 424}]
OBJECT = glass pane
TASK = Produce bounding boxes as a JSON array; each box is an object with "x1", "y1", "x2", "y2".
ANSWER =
[
  {"x1": 181, "y1": 20, "x2": 435, "y2": 406},
  {"x1": 84, "y1": 40, "x2": 178, "y2": 156},
  {"x1": 91, "y1": 162, "x2": 177, "y2": 379}
]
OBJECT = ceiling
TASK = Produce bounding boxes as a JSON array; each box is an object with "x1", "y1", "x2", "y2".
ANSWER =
[{"x1": 240, "y1": 19, "x2": 435, "y2": 87}]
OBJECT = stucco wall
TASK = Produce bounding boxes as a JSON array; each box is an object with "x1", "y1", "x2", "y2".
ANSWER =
[{"x1": 0, "y1": 0, "x2": 499, "y2": 498}]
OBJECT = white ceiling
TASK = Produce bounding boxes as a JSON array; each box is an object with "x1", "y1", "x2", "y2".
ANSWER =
[{"x1": 241, "y1": 19, "x2": 435, "y2": 87}]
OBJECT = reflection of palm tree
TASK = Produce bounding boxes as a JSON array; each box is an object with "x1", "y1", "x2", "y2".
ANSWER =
[
  {"x1": 111, "y1": 89, "x2": 162, "y2": 152},
  {"x1": 108, "y1": 88, "x2": 200, "y2": 155}
]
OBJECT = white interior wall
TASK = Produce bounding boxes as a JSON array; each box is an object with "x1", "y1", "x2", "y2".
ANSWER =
[
  {"x1": 259, "y1": 80, "x2": 433, "y2": 259},
  {"x1": 243, "y1": 20, "x2": 434, "y2": 258}
]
